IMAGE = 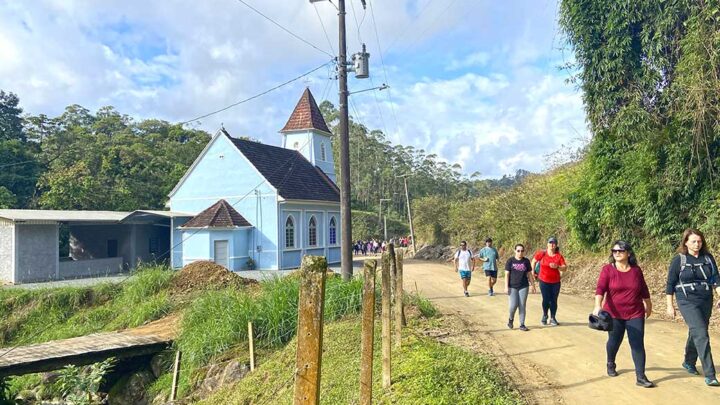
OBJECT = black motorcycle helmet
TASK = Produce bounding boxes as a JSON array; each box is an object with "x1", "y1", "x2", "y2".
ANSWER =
[{"x1": 588, "y1": 310, "x2": 614, "y2": 332}]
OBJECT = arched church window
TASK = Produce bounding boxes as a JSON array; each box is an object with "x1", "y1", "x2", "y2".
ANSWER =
[
  {"x1": 308, "y1": 216, "x2": 318, "y2": 246},
  {"x1": 293, "y1": 141, "x2": 300, "y2": 150},
  {"x1": 285, "y1": 216, "x2": 295, "y2": 248},
  {"x1": 329, "y1": 217, "x2": 337, "y2": 245}
]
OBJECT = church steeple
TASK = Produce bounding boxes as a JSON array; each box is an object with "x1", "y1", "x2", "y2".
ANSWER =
[
  {"x1": 280, "y1": 88, "x2": 332, "y2": 134},
  {"x1": 280, "y1": 88, "x2": 336, "y2": 183}
]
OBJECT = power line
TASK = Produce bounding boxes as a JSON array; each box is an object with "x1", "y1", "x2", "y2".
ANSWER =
[
  {"x1": 235, "y1": 0, "x2": 334, "y2": 58},
  {"x1": 368, "y1": 0, "x2": 401, "y2": 136},
  {"x1": 179, "y1": 60, "x2": 333, "y2": 125},
  {"x1": 312, "y1": 3, "x2": 336, "y2": 55}
]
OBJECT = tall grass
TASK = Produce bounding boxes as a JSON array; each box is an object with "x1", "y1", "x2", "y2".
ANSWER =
[
  {"x1": 0, "y1": 265, "x2": 175, "y2": 346},
  {"x1": 177, "y1": 274, "x2": 364, "y2": 367}
]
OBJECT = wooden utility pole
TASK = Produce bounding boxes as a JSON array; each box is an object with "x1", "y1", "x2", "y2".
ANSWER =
[
  {"x1": 396, "y1": 249, "x2": 406, "y2": 329},
  {"x1": 248, "y1": 321, "x2": 255, "y2": 371},
  {"x1": 400, "y1": 175, "x2": 417, "y2": 254},
  {"x1": 359, "y1": 259, "x2": 377, "y2": 404},
  {"x1": 337, "y1": 0, "x2": 353, "y2": 281},
  {"x1": 381, "y1": 252, "x2": 392, "y2": 389},
  {"x1": 293, "y1": 256, "x2": 328, "y2": 405}
]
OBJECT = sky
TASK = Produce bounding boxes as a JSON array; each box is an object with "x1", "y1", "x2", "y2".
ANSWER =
[{"x1": 0, "y1": 0, "x2": 588, "y2": 179}]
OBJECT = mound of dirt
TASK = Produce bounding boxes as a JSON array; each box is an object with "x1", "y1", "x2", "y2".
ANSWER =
[{"x1": 170, "y1": 261, "x2": 258, "y2": 294}]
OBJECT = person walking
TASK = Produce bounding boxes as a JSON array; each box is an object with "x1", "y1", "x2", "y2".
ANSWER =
[
  {"x1": 478, "y1": 238, "x2": 500, "y2": 296},
  {"x1": 505, "y1": 244, "x2": 535, "y2": 331},
  {"x1": 593, "y1": 241, "x2": 654, "y2": 388},
  {"x1": 665, "y1": 228, "x2": 720, "y2": 387},
  {"x1": 531, "y1": 237, "x2": 567, "y2": 326},
  {"x1": 453, "y1": 241, "x2": 475, "y2": 297}
]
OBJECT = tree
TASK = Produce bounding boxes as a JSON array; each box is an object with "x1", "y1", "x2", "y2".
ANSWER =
[
  {"x1": 0, "y1": 91, "x2": 24, "y2": 142},
  {"x1": 0, "y1": 90, "x2": 39, "y2": 208}
]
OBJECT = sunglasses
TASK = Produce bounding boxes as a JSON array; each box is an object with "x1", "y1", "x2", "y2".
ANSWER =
[{"x1": 611, "y1": 249, "x2": 627, "y2": 253}]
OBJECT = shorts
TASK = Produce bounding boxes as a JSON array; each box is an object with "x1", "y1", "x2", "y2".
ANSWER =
[
  {"x1": 484, "y1": 270, "x2": 497, "y2": 278},
  {"x1": 459, "y1": 270, "x2": 472, "y2": 280}
]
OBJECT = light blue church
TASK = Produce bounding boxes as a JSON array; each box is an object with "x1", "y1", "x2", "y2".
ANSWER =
[
  {"x1": 168, "y1": 88, "x2": 341, "y2": 270},
  {"x1": 0, "y1": 89, "x2": 340, "y2": 283}
]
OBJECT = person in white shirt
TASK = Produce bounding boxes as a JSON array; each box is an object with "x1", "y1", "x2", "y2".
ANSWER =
[{"x1": 453, "y1": 240, "x2": 476, "y2": 297}]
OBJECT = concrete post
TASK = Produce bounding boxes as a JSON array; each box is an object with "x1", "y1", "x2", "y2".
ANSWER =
[{"x1": 359, "y1": 259, "x2": 377, "y2": 405}]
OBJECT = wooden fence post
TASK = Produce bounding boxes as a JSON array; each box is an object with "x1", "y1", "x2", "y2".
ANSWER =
[
  {"x1": 293, "y1": 256, "x2": 328, "y2": 405},
  {"x1": 381, "y1": 252, "x2": 392, "y2": 389},
  {"x1": 359, "y1": 259, "x2": 377, "y2": 405},
  {"x1": 170, "y1": 350, "x2": 182, "y2": 401},
  {"x1": 388, "y1": 243, "x2": 397, "y2": 300},
  {"x1": 396, "y1": 249, "x2": 406, "y2": 330},
  {"x1": 248, "y1": 321, "x2": 255, "y2": 371}
]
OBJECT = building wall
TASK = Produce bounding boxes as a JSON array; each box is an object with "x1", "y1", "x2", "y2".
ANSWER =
[
  {"x1": 69, "y1": 224, "x2": 133, "y2": 268},
  {"x1": 171, "y1": 217, "x2": 191, "y2": 269},
  {"x1": 0, "y1": 222, "x2": 14, "y2": 283},
  {"x1": 181, "y1": 229, "x2": 251, "y2": 271},
  {"x1": 169, "y1": 134, "x2": 279, "y2": 269},
  {"x1": 282, "y1": 130, "x2": 336, "y2": 182},
  {"x1": 279, "y1": 202, "x2": 341, "y2": 269},
  {"x1": 15, "y1": 224, "x2": 58, "y2": 283},
  {"x1": 129, "y1": 224, "x2": 171, "y2": 265}
]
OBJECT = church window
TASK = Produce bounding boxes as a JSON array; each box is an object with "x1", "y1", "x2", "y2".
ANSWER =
[
  {"x1": 329, "y1": 217, "x2": 337, "y2": 245},
  {"x1": 285, "y1": 216, "x2": 295, "y2": 248},
  {"x1": 320, "y1": 142, "x2": 326, "y2": 161},
  {"x1": 308, "y1": 216, "x2": 318, "y2": 246},
  {"x1": 293, "y1": 141, "x2": 300, "y2": 150}
]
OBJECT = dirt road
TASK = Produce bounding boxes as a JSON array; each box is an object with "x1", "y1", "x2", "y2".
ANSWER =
[{"x1": 402, "y1": 259, "x2": 720, "y2": 405}]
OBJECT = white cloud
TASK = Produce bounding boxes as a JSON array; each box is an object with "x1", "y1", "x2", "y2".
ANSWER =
[{"x1": 0, "y1": 0, "x2": 587, "y2": 179}]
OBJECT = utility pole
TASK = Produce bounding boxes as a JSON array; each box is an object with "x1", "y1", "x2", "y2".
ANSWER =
[
  {"x1": 399, "y1": 174, "x2": 417, "y2": 253},
  {"x1": 338, "y1": 0, "x2": 352, "y2": 281},
  {"x1": 379, "y1": 198, "x2": 391, "y2": 241}
]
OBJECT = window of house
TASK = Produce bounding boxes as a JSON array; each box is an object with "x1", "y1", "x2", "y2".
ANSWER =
[
  {"x1": 285, "y1": 216, "x2": 295, "y2": 248},
  {"x1": 107, "y1": 240, "x2": 118, "y2": 258},
  {"x1": 329, "y1": 217, "x2": 337, "y2": 245},
  {"x1": 308, "y1": 216, "x2": 317, "y2": 246},
  {"x1": 320, "y1": 142, "x2": 326, "y2": 161}
]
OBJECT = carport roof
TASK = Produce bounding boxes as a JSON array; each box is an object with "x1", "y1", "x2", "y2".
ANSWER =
[{"x1": 0, "y1": 209, "x2": 193, "y2": 223}]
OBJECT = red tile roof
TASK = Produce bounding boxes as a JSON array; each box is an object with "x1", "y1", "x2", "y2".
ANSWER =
[
  {"x1": 280, "y1": 88, "x2": 332, "y2": 134},
  {"x1": 181, "y1": 200, "x2": 252, "y2": 229}
]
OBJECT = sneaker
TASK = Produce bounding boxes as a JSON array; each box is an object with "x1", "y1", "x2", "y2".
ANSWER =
[
  {"x1": 682, "y1": 362, "x2": 700, "y2": 375},
  {"x1": 706, "y1": 377, "x2": 720, "y2": 387},
  {"x1": 541, "y1": 314, "x2": 548, "y2": 325},
  {"x1": 519, "y1": 325, "x2": 529, "y2": 331},
  {"x1": 488, "y1": 289, "x2": 494, "y2": 296},
  {"x1": 464, "y1": 291, "x2": 470, "y2": 297},
  {"x1": 549, "y1": 318, "x2": 559, "y2": 326},
  {"x1": 507, "y1": 319, "x2": 514, "y2": 329},
  {"x1": 607, "y1": 362, "x2": 618, "y2": 377},
  {"x1": 636, "y1": 376, "x2": 655, "y2": 388}
]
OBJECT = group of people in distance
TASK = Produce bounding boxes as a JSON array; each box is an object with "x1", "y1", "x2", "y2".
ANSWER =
[{"x1": 452, "y1": 229, "x2": 720, "y2": 388}]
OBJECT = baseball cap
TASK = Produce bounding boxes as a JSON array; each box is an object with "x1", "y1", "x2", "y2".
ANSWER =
[{"x1": 547, "y1": 237, "x2": 558, "y2": 244}]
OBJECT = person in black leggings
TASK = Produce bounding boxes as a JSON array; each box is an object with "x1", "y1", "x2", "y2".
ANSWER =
[
  {"x1": 666, "y1": 228, "x2": 720, "y2": 387},
  {"x1": 594, "y1": 240, "x2": 654, "y2": 388}
]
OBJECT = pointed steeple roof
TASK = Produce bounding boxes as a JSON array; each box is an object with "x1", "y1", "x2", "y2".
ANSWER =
[
  {"x1": 280, "y1": 88, "x2": 332, "y2": 134},
  {"x1": 181, "y1": 199, "x2": 252, "y2": 229}
]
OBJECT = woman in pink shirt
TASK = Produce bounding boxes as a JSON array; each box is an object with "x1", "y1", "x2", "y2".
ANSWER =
[{"x1": 593, "y1": 240, "x2": 654, "y2": 388}]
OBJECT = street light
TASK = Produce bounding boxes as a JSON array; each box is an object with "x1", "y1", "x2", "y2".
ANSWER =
[{"x1": 379, "y1": 198, "x2": 391, "y2": 241}]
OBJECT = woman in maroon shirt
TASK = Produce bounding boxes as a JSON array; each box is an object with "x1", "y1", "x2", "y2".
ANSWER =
[{"x1": 593, "y1": 240, "x2": 654, "y2": 388}]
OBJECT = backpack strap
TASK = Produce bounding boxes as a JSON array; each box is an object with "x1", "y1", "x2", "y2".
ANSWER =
[{"x1": 677, "y1": 254, "x2": 690, "y2": 297}]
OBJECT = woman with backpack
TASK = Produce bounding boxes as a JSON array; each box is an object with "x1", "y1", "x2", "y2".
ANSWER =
[
  {"x1": 665, "y1": 228, "x2": 720, "y2": 387},
  {"x1": 531, "y1": 237, "x2": 567, "y2": 326},
  {"x1": 593, "y1": 240, "x2": 654, "y2": 388}
]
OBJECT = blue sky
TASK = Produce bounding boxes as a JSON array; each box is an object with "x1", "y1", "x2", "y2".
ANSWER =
[{"x1": 0, "y1": 0, "x2": 587, "y2": 178}]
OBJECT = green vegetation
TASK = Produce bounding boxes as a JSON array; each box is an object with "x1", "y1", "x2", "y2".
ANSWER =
[
  {"x1": 559, "y1": 0, "x2": 720, "y2": 250},
  {"x1": 414, "y1": 164, "x2": 582, "y2": 251},
  {"x1": 0, "y1": 266, "x2": 174, "y2": 346},
  {"x1": 198, "y1": 315, "x2": 520, "y2": 405}
]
